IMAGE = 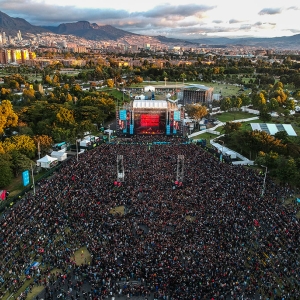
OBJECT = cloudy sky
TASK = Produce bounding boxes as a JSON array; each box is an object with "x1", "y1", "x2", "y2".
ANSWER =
[{"x1": 1, "y1": 0, "x2": 300, "y2": 39}]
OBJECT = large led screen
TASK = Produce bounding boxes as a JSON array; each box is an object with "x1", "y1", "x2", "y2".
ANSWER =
[{"x1": 134, "y1": 112, "x2": 166, "y2": 134}]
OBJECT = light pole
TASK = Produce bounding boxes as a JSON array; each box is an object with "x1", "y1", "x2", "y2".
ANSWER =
[
  {"x1": 261, "y1": 165, "x2": 268, "y2": 197},
  {"x1": 219, "y1": 140, "x2": 224, "y2": 162},
  {"x1": 219, "y1": 140, "x2": 224, "y2": 154},
  {"x1": 108, "y1": 124, "x2": 111, "y2": 143},
  {"x1": 76, "y1": 138, "x2": 79, "y2": 161},
  {"x1": 31, "y1": 163, "x2": 36, "y2": 196}
]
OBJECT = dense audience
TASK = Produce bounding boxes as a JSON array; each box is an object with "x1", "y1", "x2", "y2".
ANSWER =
[{"x1": 0, "y1": 135, "x2": 299, "y2": 300}]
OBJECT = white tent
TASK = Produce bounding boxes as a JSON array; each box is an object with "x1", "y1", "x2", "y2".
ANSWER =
[
  {"x1": 51, "y1": 151, "x2": 67, "y2": 162},
  {"x1": 37, "y1": 155, "x2": 58, "y2": 169},
  {"x1": 144, "y1": 85, "x2": 155, "y2": 92}
]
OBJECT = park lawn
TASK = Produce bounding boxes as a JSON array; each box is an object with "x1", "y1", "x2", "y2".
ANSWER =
[
  {"x1": 4, "y1": 174, "x2": 24, "y2": 197},
  {"x1": 191, "y1": 132, "x2": 218, "y2": 145},
  {"x1": 26, "y1": 285, "x2": 44, "y2": 300},
  {"x1": 216, "y1": 111, "x2": 258, "y2": 122},
  {"x1": 74, "y1": 246, "x2": 92, "y2": 266},
  {"x1": 106, "y1": 89, "x2": 130, "y2": 104},
  {"x1": 109, "y1": 205, "x2": 125, "y2": 216}
]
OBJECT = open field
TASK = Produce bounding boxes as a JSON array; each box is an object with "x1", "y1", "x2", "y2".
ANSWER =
[
  {"x1": 109, "y1": 205, "x2": 125, "y2": 216},
  {"x1": 74, "y1": 246, "x2": 92, "y2": 266},
  {"x1": 129, "y1": 80, "x2": 241, "y2": 98}
]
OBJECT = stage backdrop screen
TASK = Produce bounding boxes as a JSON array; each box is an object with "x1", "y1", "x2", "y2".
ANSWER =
[
  {"x1": 134, "y1": 111, "x2": 166, "y2": 134},
  {"x1": 141, "y1": 114, "x2": 159, "y2": 127}
]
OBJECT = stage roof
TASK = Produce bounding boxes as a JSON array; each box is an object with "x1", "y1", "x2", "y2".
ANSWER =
[
  {"x1": 250, "y1": 123, "x2": 297, "y2": 136},
  {"x1": 133, "y1": 100, "x2": 168, "y2": 109},
  {"x1": 183, "y1": 84, "x2": 212, "y2": 91}
]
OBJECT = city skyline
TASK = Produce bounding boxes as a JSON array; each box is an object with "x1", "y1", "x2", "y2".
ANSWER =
[{"x1": 1, "y1": 0, "x2": 300, "y2": 40}]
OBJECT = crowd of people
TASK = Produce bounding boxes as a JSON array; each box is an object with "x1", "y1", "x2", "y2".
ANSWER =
[{"x1": 0, "y1": 135, "x2": 299, "y2": 300}]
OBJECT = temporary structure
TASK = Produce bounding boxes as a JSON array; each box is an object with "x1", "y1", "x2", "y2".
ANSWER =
[
  {"x1": 0, "y1": 190, "x2": 7, "y2": 201},
  {"x1": 36, "y1": 155, "x2": 58, "y2": 169},
  {"x1": 51, "y1": 150, "x2": 67, "y2": 162}
]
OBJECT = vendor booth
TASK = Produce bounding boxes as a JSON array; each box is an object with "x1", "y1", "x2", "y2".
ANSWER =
[
  {"x1": 37, "y1": 155, "x2": 58, "y2": 169},
  {"x1": 51, "y1": 150, "x2": 68, "y2": 162}
]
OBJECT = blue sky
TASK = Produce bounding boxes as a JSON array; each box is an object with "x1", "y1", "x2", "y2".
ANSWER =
[{"x1": 1, "y1": 0, "x2": 300, "y2": 39}]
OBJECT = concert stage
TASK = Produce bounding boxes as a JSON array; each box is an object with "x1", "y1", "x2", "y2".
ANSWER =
[{"x1": 116, "y1": 100, "x2": 184, "y2": 136}]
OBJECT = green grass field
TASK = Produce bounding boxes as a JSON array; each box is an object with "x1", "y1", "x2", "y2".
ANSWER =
[{"x1": 129, "y1": 80, "x2": 241, "y2": 98}]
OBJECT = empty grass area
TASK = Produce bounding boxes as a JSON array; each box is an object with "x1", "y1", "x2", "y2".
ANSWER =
[
  {"x1": 185, "y1": 215, "x2": 196, "y2": 222},
  {"x1": 191, "y1": 133, "x2": 218, "y2": 146},
  {"x1": 109, "y1": 205, "x2": 125, "y2": 216},
  {"x1": 216, "y1": 111, "x2": 258, "y2": 123},
  {"x1": 74, "y1": 246, "x2": 92, "y2": 266},
  {"x1": 26, "y1": 285, "x2": 44, "y2": 300}
]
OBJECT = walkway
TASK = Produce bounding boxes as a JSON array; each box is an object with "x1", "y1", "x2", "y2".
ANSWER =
[{"x1": 188, "y1": 116, "x2": 259, "y2": 165}]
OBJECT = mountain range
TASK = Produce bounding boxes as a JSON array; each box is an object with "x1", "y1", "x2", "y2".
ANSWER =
[{"x1": 1, "y1": 10, "x2": 300, "y2": 49}]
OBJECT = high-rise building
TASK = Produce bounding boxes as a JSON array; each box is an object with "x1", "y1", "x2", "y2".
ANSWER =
[
  {"x1": 8, "y1": 36, "x2": 13, "y2": 45},
  {"x1": 21, "y1": 49, "x2": 29, "y2": 62},
  {"x1": 2, "y1": 32, "x2": 7, "y2": 44},
  {"x1": 17, "y1": 30, "x2": 22, "y2": 41}
]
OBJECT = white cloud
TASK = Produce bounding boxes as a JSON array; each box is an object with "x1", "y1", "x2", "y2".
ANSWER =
[{"x1": 1, "y1": 0, "x2": 300, "y2": 38}]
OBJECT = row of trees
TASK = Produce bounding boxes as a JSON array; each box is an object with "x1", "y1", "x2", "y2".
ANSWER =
[
  {"x1": 0, "y1": 77, "x2": 118, "y2": 188},
  {"x1": 219, "y1": 81, "x2": 296, "y2": 122}
]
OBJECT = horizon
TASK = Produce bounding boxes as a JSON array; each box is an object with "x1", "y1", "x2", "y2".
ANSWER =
[{"x1": 0, "y1": 1, "x2": 300, "y2": 40}]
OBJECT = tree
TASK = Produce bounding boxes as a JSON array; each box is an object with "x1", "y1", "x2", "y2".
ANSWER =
[
  {"x1": 106, "y1": 78, "x2": 114, "y2": 88},
  {"x1": 239, "y1": 93, "x2": 251, "y2": 106},
  {"x1": 185, "y1": 104, "x2": 208, "y2": 128},
  {"x1": 33, "y1": 135, "x2": 53, "y2": 156},
  {"x1": 259, "y1": 105, "x2": 272, "y2": 122},
  {"x1": 56, "y1": 107, "x2": 76, "y2": 126},
  {"x1": 0, "y1": 87, "x2": 12, "y2": 100},
  {"x1": 220, "y1": 97, "x2": 231, "y2": 111},
  {"x1": 0, "y1": 153, "x2": 13, "y2": 188},
  {"x1": 252, "y1": 92, "x2": 266, "y2": 108},
  {"x1": 231, "y1": 96, "x2": 242, "y2": 110},
  {"x1": 180, "y1": 73, "x2": 186, "y2": 84},
  {"x1": 274, "y1": 156, "x2": 297, "y2": 184},
  {"x1": 267, "y1": 98, "x2": 279, "y2": 112},
  {"x1": 294, "y1": 90, "x2": 300, "y2": 100},
  {"x1": 44, "y1": 74, "x2": 52, "y2": 85},
  {"x1": 23, "y1": 88, "x2": 36, "y2": 102},
  {"x1": 286, "y1": 98, "x2": 295, "y2": 111},
  {"x1": 222, "y1": 122, "x2": 242, "y2": 135},
  {"x1": 0, "y1": 100, "x2": 19, "y2": 134},
  {"x1": 9, "y1": 80, "x2": 20, "y2": 90},
  {"x1": 134, "y1": 76, "x2": 143, "y2": 84},
  {"x1": 273, "y1": 89, "x2": 287, "y2": 105},
  {"x1": 2, "y1": 135, "x2": 36, "y2": 158},
  {"x1": 10, "y1": 150, "x2": 32, "y2": 177}
]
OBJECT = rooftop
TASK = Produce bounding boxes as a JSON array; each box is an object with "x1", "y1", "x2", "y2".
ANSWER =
[{"x1": 133, "y1": 100, "x2": 168, "y2": 109}]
